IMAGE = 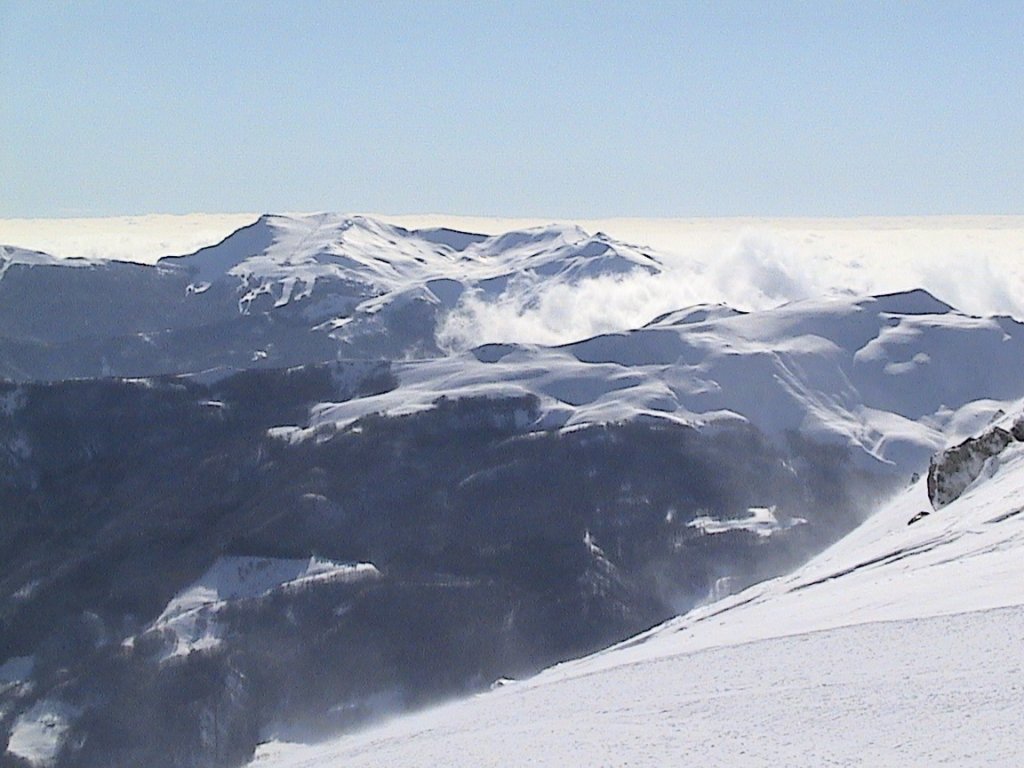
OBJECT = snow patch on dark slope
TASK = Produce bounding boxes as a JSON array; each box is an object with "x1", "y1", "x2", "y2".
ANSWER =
[{"x1": 140, "y1": 557, "x2": 381, "y2": 660}]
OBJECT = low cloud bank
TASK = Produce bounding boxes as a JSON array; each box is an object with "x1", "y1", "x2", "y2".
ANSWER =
[{"x1": 437, "y1": 232, "x2": 1024, "y2": 350}]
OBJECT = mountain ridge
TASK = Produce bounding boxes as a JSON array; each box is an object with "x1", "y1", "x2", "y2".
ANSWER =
[
  {"x1": 0, "y1": 214, "x2": 661, "y2": 382},
  {"x1": 281, "y1": 288, "x2": 1024, "y2": 477}
]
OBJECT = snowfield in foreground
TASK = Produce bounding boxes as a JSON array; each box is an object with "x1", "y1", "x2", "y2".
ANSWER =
[
  {"x1": 254, "y1": 415, "x2": 1024, "y2": 767},
  {"x1": 255, "y1": 608, "x2": 1022, "y2": 767}
]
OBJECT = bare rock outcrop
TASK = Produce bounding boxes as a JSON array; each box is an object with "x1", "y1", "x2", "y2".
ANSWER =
[{"x1": 928, "y1": 415, "x2": 1024, "y2": 509}]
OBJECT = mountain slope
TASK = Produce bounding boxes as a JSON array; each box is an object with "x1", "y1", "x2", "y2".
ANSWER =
[
  {"x1": 0, "y1": 363, "x2": 880, "y2": 768},
  {"x1": 253, "y1": 405, "x2": 1024, "y2": 768},
  {"x1": 255, "y1": 609, "x2": 1023, "y2": 768},
  {"x1": 3, "y1": 287, "x2": 1024, "y2": 767},
  {"x1": 284, "y1": 289, "x2": 1024, "y2": 476}
]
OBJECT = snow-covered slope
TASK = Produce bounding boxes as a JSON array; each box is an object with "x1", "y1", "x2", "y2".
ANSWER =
[
  {"x1": 565, "y1": 400, "x2": 1024, "y2": 666},
  {"x1": 0, "y1": 244, "x2": 101, "y2": 274},
  {"x1": 280, "y1": 289, "x2": 1024, "y2": 476},
  {"x1": 4, "y1": 214, "x2": 1024, "y2": 767},
  {"x1": 254, "y1": 406, "x2": 1024, "y2": 768},
  {"x1": 5, "y1": 214, "x2": 1024, "y2": 377}
]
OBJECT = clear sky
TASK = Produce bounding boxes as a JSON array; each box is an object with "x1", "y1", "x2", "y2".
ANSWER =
[{"x1": 2, "y1": 1, "x2": 1022, "y2": 218}]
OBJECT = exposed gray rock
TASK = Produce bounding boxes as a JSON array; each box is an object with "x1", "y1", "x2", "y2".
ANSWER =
[
  {"x1": 907, "y1": 510, "x2": 930, "y2": 526},
  {"x1": 927, "y1": 426, "x2": 1016, "y2": 509},
  {"x1": 1012, "y1": 414, "x2": 1024, "y2": 442}
]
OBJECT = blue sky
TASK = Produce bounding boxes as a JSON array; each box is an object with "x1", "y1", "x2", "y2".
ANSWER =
[{"x1": 1, "y1": 1, "x2": 1021, "y2": 218}]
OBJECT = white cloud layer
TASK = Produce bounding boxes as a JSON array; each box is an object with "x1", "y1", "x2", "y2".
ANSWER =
[{"x1": 435, "y1": 221, "x2": 1024, "y2": 350}]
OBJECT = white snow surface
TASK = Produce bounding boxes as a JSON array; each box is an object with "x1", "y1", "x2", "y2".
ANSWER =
[
  {"x1": 147, "y1": 557, "x2": 379, "y2": 659},
  {"x1": 162, "y1": 213, "x2": 660, "y2": 334},
  {"x1": 0, "y1": 245, "x2": 101, "y2": 282},
  {"x1": 7, "y1": 699, "x2": 79, "y2": 767},
  {"x1": 254, "y1": 413, "x2": 1024, "y2": 768},
  {"x1": 14, "y1": 215, "x2": 1010, "y2": 478},
  {"x1": 285, "y1": 291, "x2": 1024, "y2": 475},
  {"x1": 687, "y1": 505, "x2": 806, "y2": 538}
]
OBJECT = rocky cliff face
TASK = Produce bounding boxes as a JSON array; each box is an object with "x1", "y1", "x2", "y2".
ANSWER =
[{"x1": 928, "y1": 414, "x2": 1024, "y2": 509}]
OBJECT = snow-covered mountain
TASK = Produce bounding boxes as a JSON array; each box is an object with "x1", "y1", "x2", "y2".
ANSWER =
[
  {"x1": 3, "y1": 213, "x2": 1024, "y2": 768},
  {"x1": 252, "y1": 404, "x2": 1024, "y2": 768},
  {"x1": 0, "y1": 215, "x2": 659, "y2": 382},
  {"x1": 5, "y1": 215, "x2": 1024, "y2": 324},
  {"x1": 278, "y1": 288, "x2": 1024, "y2": 476}
]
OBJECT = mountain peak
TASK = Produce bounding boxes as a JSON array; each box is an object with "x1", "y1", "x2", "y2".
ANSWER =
[
  {"x1": 0, "y1": 244, "x2": 104, "y2": 270},
  {"x1": 863, "y1": 288, "x2": 955, "y2": 316}
]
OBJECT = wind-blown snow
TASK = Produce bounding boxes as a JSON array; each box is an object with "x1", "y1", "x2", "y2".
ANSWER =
[
  {"x1": 255, "y1": 608, "x2": 1023, "y2": 768},
  {"x1": 570, "y1": 421, "x2": 1024, "y2": 669},
  {"x1": 391, "y1": 214, "x2": 1024, "y2": 328},
  {"x1": 253, "y1": 407, "x2": 1024, "y2": 768}
]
